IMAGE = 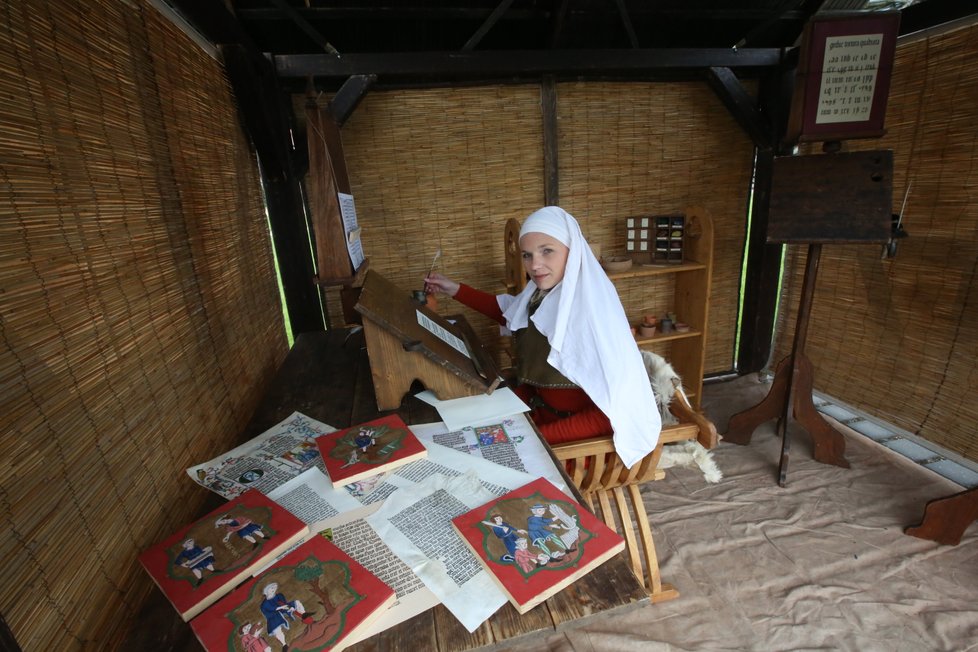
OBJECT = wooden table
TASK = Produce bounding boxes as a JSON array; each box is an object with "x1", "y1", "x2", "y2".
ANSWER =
[{"x1": 125, "y1": 328, "x2": 650, "y2": 651}]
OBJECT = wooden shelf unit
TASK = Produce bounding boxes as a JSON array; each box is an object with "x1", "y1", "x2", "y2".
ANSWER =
[{"x1": 614, "y1": 206, "x2": 714, "y2": 412}]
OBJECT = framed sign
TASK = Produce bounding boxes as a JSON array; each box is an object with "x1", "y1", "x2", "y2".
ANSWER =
[{"x1": 786, "y1": 12, "x2": 901, "y2": 144}]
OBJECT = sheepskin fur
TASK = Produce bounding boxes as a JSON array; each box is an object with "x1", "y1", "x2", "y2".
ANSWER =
[
  {"x1": 640, "y1": 349, "x2": 723, "y2": 483},
  {"x1": 658, "y1": 440, "x2": 723, "y2": 483},
  {"x1": 640, "y1": 349, "x2": 682, "y2": 425}
]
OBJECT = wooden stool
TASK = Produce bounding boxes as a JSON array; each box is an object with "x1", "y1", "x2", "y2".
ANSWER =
[
  {"x1": 551, "y1": 436, "x2": 677, "y2": 602},
  {"x1": 549, "y1": 390, "x2": 716, "y2": 602}
]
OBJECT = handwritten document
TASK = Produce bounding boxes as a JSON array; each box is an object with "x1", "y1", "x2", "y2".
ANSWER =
[
  {"x1": 816, "y1": 33, "x2": 884, "y2": 124},
  {"x1": 416, "y1": 310, "x2": 470, "y2": 357},
  {"x1": 338, "y1": 192, "x2": 365, "y2": 269}
]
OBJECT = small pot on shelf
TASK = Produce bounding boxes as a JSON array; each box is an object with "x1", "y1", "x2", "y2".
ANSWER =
[{"x1": 638, "y1": 324, "x2": 656, "y2": 338}]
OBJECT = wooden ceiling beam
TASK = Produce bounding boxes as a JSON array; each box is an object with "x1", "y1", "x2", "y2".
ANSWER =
[
  {"x1": 275, "y1": 48, "x2": 783, "y2": 78},
  {"x1": 267, "y1": 0, "x2": 340, "y2": 55},
  {"x1": 549, "y1": 0, "x2": 571, "y2": 48},
  {"x1": 612, "y1": 0, "x2": 640, "y2": 49},
  {"x1": 328, "y1": 74, "x2": 377, "y2": 127},
  {"x1": 462, "y1": 0, "x2": 517, "y2": 51},
  {"x1": 707, "y1": 66, "x2": 772, "y2": 150}
]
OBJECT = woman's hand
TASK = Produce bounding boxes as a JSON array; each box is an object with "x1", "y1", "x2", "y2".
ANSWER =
[{"x1": 424, "y1": 272, "x2": 460, "y2": 297}]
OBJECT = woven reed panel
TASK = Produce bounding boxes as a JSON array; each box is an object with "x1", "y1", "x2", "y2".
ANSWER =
[
  {"x1": 328, "y1": 82, "x2": 752, "y2": 375},
  {"x1": 0, "y1": 1, "x2": 287, "y2": 649},
  {"x1": 772, "y1": 23, "x2": 978, "y2": 462},
  {"x1": 329, "y1": 86, "x2": 545, "y2": 364},
  {"x1": 557, "y1": 81, "x2": 754, "y2": 375}
]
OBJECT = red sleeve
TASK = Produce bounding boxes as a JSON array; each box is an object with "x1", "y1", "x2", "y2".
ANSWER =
[{"x1": 454, "y1": 284, "x2": 505, "y2": 325}]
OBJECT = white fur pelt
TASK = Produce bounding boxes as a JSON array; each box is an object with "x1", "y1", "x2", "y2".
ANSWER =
[
  {"x1": 640, "y1": 349, "x2": 723, "y2": 483},
  {"x1": 640, "y1": 350, "x2": 682, "y2": 425},
  {"x1": 658, "y1": 440, "x2": 723, "y2": 483}
]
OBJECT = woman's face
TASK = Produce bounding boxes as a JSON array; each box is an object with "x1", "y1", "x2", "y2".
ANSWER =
[{"x1": 521, "y1": 232, "x2": 569, "y2": 290}]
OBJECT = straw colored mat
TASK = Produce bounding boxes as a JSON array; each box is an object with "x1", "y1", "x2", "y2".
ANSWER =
[
  {"x1": 0, "y1": 1, "x2": 287, "y2": 648},
  {"x1": 773, "y1": 22, "x2": 978, "y2": 464},
  {"x1": 325, "y1": 80, "x2": 753, "y2": 375},
  {"x1": 505, "y1": 374, "x2": 978, "y2": 652}
]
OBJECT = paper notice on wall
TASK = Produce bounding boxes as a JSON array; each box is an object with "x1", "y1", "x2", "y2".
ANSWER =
[{"x1": 338, "y1": 192, "x2": 365, "y2": 269}]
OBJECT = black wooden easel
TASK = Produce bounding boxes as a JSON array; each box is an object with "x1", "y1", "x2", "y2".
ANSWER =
[{"x1": 724, "y1": 149, "x2": 893, "y2": 486}]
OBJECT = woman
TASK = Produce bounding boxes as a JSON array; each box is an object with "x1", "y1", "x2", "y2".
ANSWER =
[{"x1": 425, "y1": 206, "x2": 660, "y2": 468}]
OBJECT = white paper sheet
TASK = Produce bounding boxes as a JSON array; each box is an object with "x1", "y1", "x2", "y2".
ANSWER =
[
  {"x1": 316, "y1": 505, "x2": 440, "y2": 645},
  {"x1": 414, "y1": 387, "x2": 530, "y2": 431},
  {"x1": 366, "y1": 471, "x2": 509, "y2": 632},
  {"x1": 410, "y1": 413, "x2": 569, "y2": 493},
  {"x1": 186, "y1": 411, "x2": 336, "y2": 499},
  {"x1": 267, "y1": 467, "x2": 362, "y2": 530}
]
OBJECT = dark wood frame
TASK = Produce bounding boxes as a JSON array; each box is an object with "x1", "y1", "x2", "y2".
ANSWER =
[{"x1": 785, "y1": 12, "x2": 901, "y2": 144}]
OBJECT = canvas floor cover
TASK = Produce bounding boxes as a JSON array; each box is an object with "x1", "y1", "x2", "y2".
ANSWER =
[{"x1": 508, "y1": 374, "x2": 978, "y2": 652}]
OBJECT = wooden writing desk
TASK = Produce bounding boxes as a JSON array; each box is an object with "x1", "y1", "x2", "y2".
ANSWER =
[{"x1": 126, "y1": 328, "x2": 650, "y2": 651}]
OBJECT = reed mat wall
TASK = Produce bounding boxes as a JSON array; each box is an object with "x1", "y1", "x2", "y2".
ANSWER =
[
  {"x1": 0, "y1": 1, "x2": 288, "y2": 648},
  {"x1": 772, "y1": 22, "x2": 978, "y2": 463},
  {"x1": 328, "y1": 81, "x2": 753, "y2": 375}
]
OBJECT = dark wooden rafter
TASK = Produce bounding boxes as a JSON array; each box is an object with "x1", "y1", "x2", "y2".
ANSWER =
[
  {"x1": 706, "y1": 66, "x2": 772, "y2": 150},
  {"x1": 328, "y1": 74, "x2": 377, "y2": 127},
  {"x1": 549, "y1": 0, "x2": 571, "y2": 48},
  {"x1": 731, "y1": 0, "x2": 814, "y2": 48},
  {"x1": 462, "y1": 0, "x2": 517, "y2": 51},
  {"x1": 233, "y1": 4, "x2": 813, "y2": 24},
  {"x1": 274, "y1": 48, "x2": 783, "y2": 78},
  {"x1": 165, "y1": 0, "x2": 260, "y2": 51},
  {"x1": 612, "y1": 0, "x2": 640, "y2": 49},
  {"x1": 267, "y1": 0, "x2": 340, "y2": 55}
]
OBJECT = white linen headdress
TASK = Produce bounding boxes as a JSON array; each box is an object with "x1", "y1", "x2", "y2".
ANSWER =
[{"x1": 497, "y1": 206, "x2": 661, "y2": 467}]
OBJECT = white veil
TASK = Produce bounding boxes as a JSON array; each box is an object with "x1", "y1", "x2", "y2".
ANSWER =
[{"x1": 497, "y1": 207, "x2": 661, "y2": 467}]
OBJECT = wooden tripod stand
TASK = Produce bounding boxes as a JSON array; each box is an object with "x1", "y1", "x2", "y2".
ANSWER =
[
  {"x1": 725, "y1": 149, "x2": 894, "y2": 485},
  {"x1": 724, "y1": 243, "x2": 849, "y2": 486}
]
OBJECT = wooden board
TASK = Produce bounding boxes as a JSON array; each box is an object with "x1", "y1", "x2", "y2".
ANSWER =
[
  {"x1": 306, "y1": 105, "x2": 357, "y2": 283},
  {"x1": 355, "y1": 270, "x2": 500, "y2": 410},
  {"x1": 767, "y1": 150, "x2": 893, "y2": 244}
]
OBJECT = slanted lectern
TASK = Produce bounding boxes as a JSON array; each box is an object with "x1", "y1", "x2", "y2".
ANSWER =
[{"x1": 355, "y1": 270, "x2": 501, "y2": 411}]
